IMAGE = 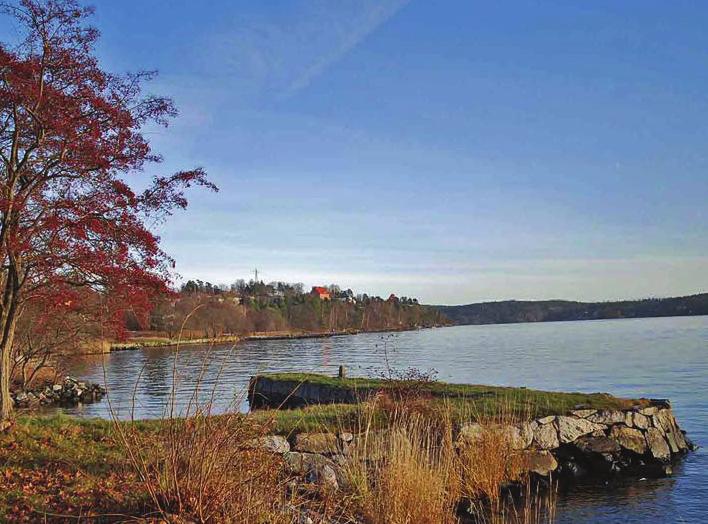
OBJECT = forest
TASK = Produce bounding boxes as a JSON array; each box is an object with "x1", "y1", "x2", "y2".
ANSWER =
[
  {"x1": 137, "y1": 279, "x2": 447, "y2": 339},
  {"x1": 436, "y1": 293, "x2": 708, "y2": 325}
]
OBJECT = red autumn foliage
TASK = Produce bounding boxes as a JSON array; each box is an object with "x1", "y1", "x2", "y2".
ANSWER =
[{"x1": 0, "y1": 0, "x2": 217, "y2": 419}]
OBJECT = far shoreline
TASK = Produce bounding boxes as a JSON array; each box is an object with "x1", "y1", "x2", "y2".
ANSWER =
[{"x1": 67, "y1": 313, "x2": 708, "y2": 358}]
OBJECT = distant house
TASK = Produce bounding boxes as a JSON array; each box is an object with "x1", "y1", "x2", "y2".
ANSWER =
[{"x1": 311, "y1": 286, "x2": 331, "y2": 300}]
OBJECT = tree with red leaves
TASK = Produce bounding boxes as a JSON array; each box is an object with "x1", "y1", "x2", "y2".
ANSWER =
[{"x1": 0, "y1": 0, "x2": 217, "y2": 424}]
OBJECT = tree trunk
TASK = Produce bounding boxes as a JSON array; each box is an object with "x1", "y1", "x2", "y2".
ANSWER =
[
  {"x1": 0, "y1": 339, "x2": 11, "y2": 422},
  {"x1": 0, "y1": 267, "x2": 20, "y2": 424}
]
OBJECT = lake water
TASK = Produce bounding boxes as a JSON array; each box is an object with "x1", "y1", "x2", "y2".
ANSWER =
[{"x1": 61, "y1": 316, "x2": 708, "y2": 523}]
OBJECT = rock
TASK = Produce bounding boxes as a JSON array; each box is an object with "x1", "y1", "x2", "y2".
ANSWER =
[
  {"x1": 624, "y1": 412, "x2": 634, "y2": 427},
  {"x1": 664, "y1": 429, "x2": 680, "y2": 453},
  {"x1": 532, "y1": 422, "x2": 559, "y2": 450},
  {"x1": 537, "y1": 416, "x2": 556, "y2": 425},
  {"x1": 250, "y1": 435, "x2": 290, "y2": 454},
  {"x1": 283, "y1": 451, "x2": 305, "y2": 474},
  {"x1": 458, "y1": 422, "x2": 484, "y2": 443},
  {"x1": 459, "y1": 422, "x2": 532, "y2": 450},
  {"x1": 610, "y1": 425, "x2": 647, "y2": 455},
  {"x1": 587, "y1": 410, "x2": 625, "y2": 425},
  {"x1": 338, "y1": 432, "x2": 354, "y2": 444},
  {"x1": 523, "y1": 450, "x2": 558, "y2": 476},
  {"x1": 574, "y1": 435, "x2": 621, "y2": 455},
  {"x1": 556, "y1": 416, "x2": 606, "y2": 444},
  {"x1": 639, "y1": 406, "x2": 658, "y2": 416},
  {"x1": 570, "y1": 409, "x2": 597, "y2": 418},
  {"x1": 515, "y1": 422, "x2": 534, "y2": 449},
  {"x1": 293, "y1": 433, "x2": 339, "y2": 454},
  {"x1": 633, "y1": 412, "x2": 650, "y2": 429},
  {"x1": 283, "y1": 452, "x2": 346, "y2": 491},
  {"x1": 646, "y1": 428, "x2": 671, "y2": 461},
  {"x1": 52, "y1": 384, "x2": 63, "y2": 392},
  {"x1": 316, "y1": 464, "x2": 339, "y2": 491},
  {"x1": 653, "y1": 409, "x2": 677, "y2": 434},
  {"x1": 674, "y1": 429, "x2": 688, "y2": 451}
]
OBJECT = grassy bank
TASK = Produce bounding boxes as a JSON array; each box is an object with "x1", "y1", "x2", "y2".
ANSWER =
[
  {"x1": 253, "y1": 372, "x2": 645, "y2": 423},
  {"x1": 0, "y1": 378, "x2": 645, "y2": 522}
]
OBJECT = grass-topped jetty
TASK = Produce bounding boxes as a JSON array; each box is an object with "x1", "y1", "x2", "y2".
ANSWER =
[
  {"x1": 0, "y1": 373, "x2": 694, "y2": 523},
  {"x1": 248, "y1": 371, "x2": 643, "y2": 417}
]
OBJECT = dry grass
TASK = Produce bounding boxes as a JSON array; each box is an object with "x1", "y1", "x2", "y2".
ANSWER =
[
  {"x1": 110, "y1": 318, "x2": 296, "y2": 524},
  {"x1": 344, "y1": 405, "x2": 460, "y2": 524},
  {"x1": 112, "y1": 412, "x2": 291, "y2": 523},
  {"x1": 108, "y1": 313, "x2": 557, "y2": 524},
  {"x1": 335, "y1": 395, "x2": 556, "y2": 524},
  {"x1": 457, "y1": 424, "x2": 525, "y2": 505}
]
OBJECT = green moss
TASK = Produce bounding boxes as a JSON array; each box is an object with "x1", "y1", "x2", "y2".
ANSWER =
[{"x1": 255, "y1": 372, "x2": 644, "y2": 423}]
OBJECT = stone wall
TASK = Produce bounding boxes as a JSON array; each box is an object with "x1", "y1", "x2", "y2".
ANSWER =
[
  {"x1": 458, "y1": 402, "x2": 694, "y2": 479},
  {"x1": 248, "y1": 401, "x2": 694, "y2": 496}
]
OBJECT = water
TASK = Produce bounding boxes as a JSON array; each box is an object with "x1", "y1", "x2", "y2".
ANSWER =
[{"x1": 61, "y1": 315, "x2": 708, "y2": 523}]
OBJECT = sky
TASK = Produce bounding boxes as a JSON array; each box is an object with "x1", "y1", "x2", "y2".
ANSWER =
[{"x1": 4, "y1": 1, "x2": 708, "y2": 304}]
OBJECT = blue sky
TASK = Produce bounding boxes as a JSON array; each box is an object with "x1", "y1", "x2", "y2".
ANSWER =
[{"x1": 6, "y1": 1, "x2": 708, "y2": 303}]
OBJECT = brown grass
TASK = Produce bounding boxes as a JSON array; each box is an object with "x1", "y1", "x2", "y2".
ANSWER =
[
  {"x1": 110, "y1": 314, "x2": 297, "y2": 523},
  {"x1": 457, "y1": 424, "x2": 525, "y2": 505},
  {"x1": 336, "y1": 396, "x2": 556, "y2": 524},
  {"x1": 344, "y1": 405, "x2": 460, "y2": 524},
  {"x1": 112, "y1": 401, "x2": 295, "y2": 523},
  {"x1": 110, "y1": 313, "x2": 557, "y2": 524}
]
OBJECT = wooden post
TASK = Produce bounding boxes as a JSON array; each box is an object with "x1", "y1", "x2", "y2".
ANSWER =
[{"x1": 338, "y1": 365, "x2": 346, "y2": 379}]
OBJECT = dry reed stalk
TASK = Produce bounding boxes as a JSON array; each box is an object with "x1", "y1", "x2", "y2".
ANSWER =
[
  {"x1": 108, "y1": 311, "x2": 295, "y2": 523},
  {"x1": 342, "y1": 402, "x2": 460, "y2": 524}
]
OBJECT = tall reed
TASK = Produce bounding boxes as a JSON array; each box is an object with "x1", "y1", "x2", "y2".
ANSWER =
[{"x1": 109, "y1": 312, "x2": 294, "y2": 523}]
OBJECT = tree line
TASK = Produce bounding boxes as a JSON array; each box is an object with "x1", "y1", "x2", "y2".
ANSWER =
[
  {"x1": 140, "y1": 280, "x2": 444, "y2": 339},
  {"x1": 436, "y1": 293, "x2": 708, "y2": 325}
]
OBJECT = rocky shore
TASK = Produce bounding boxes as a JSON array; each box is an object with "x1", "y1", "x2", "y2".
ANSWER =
[
  {"x1": 11, "y1": 377, "x2": 106, "y2": 409},
  {"x1": 247, "y1": 402, "x2": 694, "y2": 500},
  {"x1": 459, "y1": 401, "x2": 695, "y2": 480}
]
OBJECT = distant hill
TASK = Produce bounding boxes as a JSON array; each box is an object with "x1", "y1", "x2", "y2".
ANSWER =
[{"x1": 435, "y1": 293, "x2": 708, "y2": 326}]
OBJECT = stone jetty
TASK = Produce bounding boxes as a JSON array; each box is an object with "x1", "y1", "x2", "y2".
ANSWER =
[{"x1": 11, "y1": 376, "x2": 106, "y2": 409}]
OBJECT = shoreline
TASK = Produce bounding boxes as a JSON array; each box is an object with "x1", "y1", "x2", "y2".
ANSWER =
[
  {"x1": 99, "y1": 324, "x2": 437, "y2": 355},
  {"x1": 2, "y1": 378, "x2": 695, "y2": 522}
]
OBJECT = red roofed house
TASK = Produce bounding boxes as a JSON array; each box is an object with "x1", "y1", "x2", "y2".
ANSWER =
[{"x1": 311, "y1": 286, "x2": 331, "y2": 300}]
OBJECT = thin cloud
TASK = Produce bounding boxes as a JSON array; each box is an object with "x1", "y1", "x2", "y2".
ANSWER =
[
  {"x1": 283, "y1": 0, "x2": 410, "y2": 97},
  {"x1": 210, "y1": 0, "x2": 410, "y2": 100}
]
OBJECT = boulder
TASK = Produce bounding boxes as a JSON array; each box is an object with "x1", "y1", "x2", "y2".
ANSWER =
[
  {"x1": 503, "y1": 424, "x2": 533, "y2": 450},
  {"x1": 639, "y1": 406, "x2": 658, "y2": 416},
  {"x1": 537, "y1": 416, "x2": 556, "y2": 425},
  {"x1": 556, "y1": 416, "x2": 605, "y2": 444},
  {"x1": 282, "y1": 452, "x2": 345, "y2": 491},
  {"x1": 624, "y1": 412, "x2": 634, "y2": 427},
  {"x1": 574, "y1": 435, "x2": 621, "y2": 455},
  {"x1": 653, "y1": 409, "x2": 678, "y2": 434},
  {"x1": 316, "y1": 464, "x2": 339, "y2": 491},
  {"x1": 458, "y1": 422, "x2": 531, "y2": 450},
  {"x1": 587, "y1": 410, "x2": 625, "y2": 425},
  {"x1": 523, "y1": 450, "x2": 558, "y2": 476},
  {"x1": 532, "y1": 422, "x2": 559, "y2": 450},
  {"x1": 458, "y1": 422, "x2": 484, "y2": 443},
  {"x1": 610, "y1": 426, "x2": 647, "y2": 455},
  {"x1": 633, "y1": 412, "x2": 650, "y2": 430},
  {"x1": 338, "y1": 432, "x2": 354, "y2": 444},
  {"x1": 293, "y1": 433, "x2": 339, "y2": 454},
  {"x1": 646, "y1": 428, "x2": 671, "y2": 461},
  {"x1": 570, "y1": 409, "x2": 597, "y2": 418},
  {"x1": 250, "y1": 435, "x2": 290, "y2": 454}
]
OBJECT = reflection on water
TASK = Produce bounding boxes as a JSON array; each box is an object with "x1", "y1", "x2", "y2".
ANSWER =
[{"x1": 60, "y1": 316, "x2": 707, "y2": 523}]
